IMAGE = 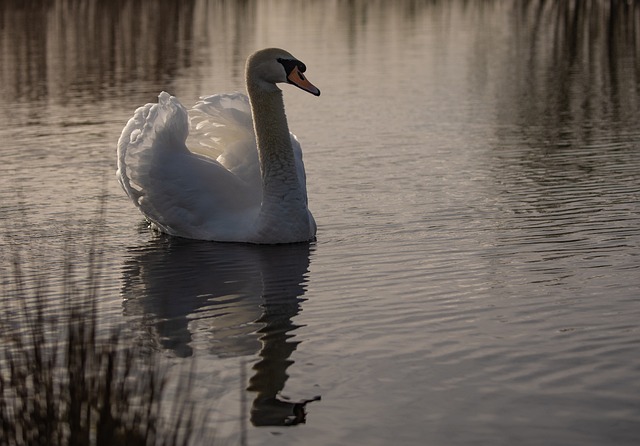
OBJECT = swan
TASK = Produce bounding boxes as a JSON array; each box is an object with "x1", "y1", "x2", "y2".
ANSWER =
[{"x1": 116, "y1": 48, "x2": 320, "y2": 244}]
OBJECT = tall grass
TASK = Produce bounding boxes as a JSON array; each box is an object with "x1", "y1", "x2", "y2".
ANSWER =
[{"x1": 0, "y1": 247, "x2": 210, "y2": 446}]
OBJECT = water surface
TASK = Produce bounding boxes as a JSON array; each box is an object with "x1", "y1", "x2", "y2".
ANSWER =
[{"x1": 1, "y1": 1, "x2": 639, "y2": 445}]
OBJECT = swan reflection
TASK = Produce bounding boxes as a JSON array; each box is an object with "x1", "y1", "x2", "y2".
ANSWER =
[{"x1": 120, "y1": 236, "x2": 318, "y2": 426}]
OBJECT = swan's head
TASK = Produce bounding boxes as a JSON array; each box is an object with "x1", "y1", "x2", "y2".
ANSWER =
[{"x1": 246, "y1": 48, "x2": 320, "y2": 96}]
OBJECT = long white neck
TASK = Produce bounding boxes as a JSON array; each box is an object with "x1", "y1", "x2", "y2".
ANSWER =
[
  {"x1": 247, "y1": 84, "x2": 297, "y2": 193},
  {"x1": 246, "y1": 77, "x2": 309, "y2": 241}
]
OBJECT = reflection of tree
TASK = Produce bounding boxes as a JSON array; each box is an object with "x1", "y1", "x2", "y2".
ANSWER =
[
  {"x1": 0, "y1": 0, "x2": 441, "y2": 104},
  {"x1": 485, "y1": 0, "x2": 640, "y2": 205},
  {"x1": 120, "y1": 236, "x2": 319, "y2": 426},
  {"x1": 506, "y1": 0, "x2": 640, "y2": 141},
  {"x1": 485, "y1": 1, "x2": 640, "y2": 267},
  {"x1": 0, "y1": 0, "x2": 260, "y2": 104},
  {"x1": 0, "y1": 0, "x2": 193, "y2": 102}
]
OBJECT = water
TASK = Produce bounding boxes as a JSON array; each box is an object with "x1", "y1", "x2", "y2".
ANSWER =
[{"x1": 1, "y1": 0, "x2": 640, "y2": 444}]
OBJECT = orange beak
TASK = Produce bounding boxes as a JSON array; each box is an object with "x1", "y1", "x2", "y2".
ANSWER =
[{"x1": 287, "y1": 66, "x2": 321, "y2": 96}]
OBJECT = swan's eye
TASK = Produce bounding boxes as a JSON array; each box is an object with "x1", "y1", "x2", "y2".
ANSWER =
[{"x1": 278, "y1": 58, "x2": 307, "y2": 76}]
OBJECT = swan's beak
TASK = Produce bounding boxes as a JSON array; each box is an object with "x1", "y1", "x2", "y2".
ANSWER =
[{"x1": 287, "y1": 66, "x2": 321, "y2": 96}]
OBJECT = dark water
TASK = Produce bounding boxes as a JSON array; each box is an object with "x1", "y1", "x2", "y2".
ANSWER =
[{"x1": 1, "y1": 1, "x2": 640, "y2": 444}]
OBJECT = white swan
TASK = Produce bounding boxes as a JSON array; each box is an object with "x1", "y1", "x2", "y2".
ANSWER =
[{"x1": 116, "y1": 48, "x2": 320, "y2": 244}]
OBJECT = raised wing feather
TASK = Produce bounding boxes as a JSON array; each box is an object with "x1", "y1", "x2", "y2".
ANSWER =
[
  {"x1": 116, "y1": 91, "x2": 310, "y2": 241},
  {"x1": 188, "y1": 93, "x2": 261, "y2": 190},
  {"x1": 188, "y1": 93, "x2": 308, "y2": 196},
  {"x1": 117, "y1": 92, "x2": 259, "y2": 240}
]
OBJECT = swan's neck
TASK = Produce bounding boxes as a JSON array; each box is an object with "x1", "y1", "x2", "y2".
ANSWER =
[
  {"x1": 247, "y1": 86, "x2": 297, "y2": 188},
  {"x1": 247, "y1": 81, "x2": 309, "y2": 240}
]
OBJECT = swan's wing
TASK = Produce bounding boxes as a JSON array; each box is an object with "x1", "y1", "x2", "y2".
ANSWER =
[
  {"x1": 188, "y1": 92, "x2": 310, "y2": 199},
  {"x1": 188, "y1": 93, "x2": 261, "y2": 190},
  {"x1": 117, "y1": 92, "x2": 190, "y2": 206},
  {"x1": 117, "y1": 92, "x2": 259, "y2": 240},
  {"x1": 117, "y1": 91, "x2": 312, "y2": 240}
]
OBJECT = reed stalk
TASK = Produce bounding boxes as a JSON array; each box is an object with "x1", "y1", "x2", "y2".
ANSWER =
[{"x1": 0, "y1": 247, "x2": 210, "y2": 446}]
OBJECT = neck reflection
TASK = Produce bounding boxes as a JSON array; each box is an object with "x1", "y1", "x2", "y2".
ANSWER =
[{"x1": 120, "y1": 236, "x2": 319, "y2": 427}]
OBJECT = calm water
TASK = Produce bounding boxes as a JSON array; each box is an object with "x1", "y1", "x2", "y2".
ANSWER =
[{"x1": 1, "y1": 0, "x2": 640, "y2": 444}]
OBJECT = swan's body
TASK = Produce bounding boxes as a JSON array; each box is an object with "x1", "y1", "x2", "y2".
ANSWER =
[{"x1": 116, "y1": 48, "x2": 320, "y2": 244}]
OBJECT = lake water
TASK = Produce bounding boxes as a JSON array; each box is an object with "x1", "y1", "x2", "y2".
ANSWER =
[{"x1": 1, "y1": 0, "x2": 640, "y2": 444}]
